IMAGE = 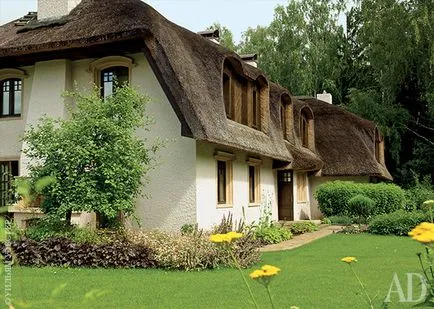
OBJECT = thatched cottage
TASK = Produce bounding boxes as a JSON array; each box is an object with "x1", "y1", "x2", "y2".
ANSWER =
[{"x1": 0, "y1": 0, "x2": 391, "y2": 230}]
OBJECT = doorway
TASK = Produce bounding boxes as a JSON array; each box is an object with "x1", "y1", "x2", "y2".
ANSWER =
[{"x1": 278, "y1": 170, "x2": 293, "y2": 221}]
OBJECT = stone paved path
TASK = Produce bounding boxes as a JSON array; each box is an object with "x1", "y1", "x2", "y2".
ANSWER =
[{"x1": 260, "y1": 225, "x2": 343, "y2": 252}]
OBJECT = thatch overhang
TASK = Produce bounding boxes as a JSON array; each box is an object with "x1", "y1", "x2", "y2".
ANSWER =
[
  {"x1": 298, "y1": 97, "x2": 393, "y2": 180},
  {"x1": 0, "y1": 0, "x2": 291, "y2": 162}
]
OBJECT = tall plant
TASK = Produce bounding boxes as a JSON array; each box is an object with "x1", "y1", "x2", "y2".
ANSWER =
[{"x1": 22, "y1": 85, "x2": 161, "y2": 223}]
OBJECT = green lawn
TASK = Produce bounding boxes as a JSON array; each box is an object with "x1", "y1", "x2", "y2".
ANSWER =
[{"x1": 5, "y1": 234, "x2": 426, "y2": 308}]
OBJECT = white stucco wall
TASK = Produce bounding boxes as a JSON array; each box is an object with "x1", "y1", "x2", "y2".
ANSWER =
[
  {"x1": 20, "y1": 60, "x2": 73, "y2": 175},
  {"x1": 196, "y1": 142, "x2": 278, "y2": 229},
  {"x1": 129, "y1": 54, "x2": 197, "y2": 231},
  {"x1": 0, "y1": 66, "x2": 33, "y2": 161},
  {"x1": 309, "y1": 176, "x2": 370, "y2": 219}
]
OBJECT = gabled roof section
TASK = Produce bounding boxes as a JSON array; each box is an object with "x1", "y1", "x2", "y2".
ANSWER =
[
  {"x1": 0, "y1": 0, "x2": 291, "y2": 161},
  {"x1": 299, "y1": 97, "x2": 392, "y2": 180}
]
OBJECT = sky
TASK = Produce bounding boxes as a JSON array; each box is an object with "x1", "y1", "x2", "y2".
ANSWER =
[{"x1": 0, "y1": 0, "x2": 288, "y2": 43}]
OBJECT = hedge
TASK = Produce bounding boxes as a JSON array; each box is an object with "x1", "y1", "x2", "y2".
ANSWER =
[
  {"x1": 315, "y1": 181, "x2": 406, "y2": 217},
  {"x1": 368, "y1": 210, "x2": 428, "y2": 236}
]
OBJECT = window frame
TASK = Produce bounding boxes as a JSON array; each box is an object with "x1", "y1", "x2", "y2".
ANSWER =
[
  {"x1": 214, "y1": 151, "x2": 235, "y2": 208},
  {"x1": 89, "y1": 56, "x2": 134, "y2": 98},
  {"x1": 0, "y1": 68, "x2": 26, "y2": 120},
  {"x1": 0, "y1": 160, "x2": 19, "y2": 207},
  {"x1": 296, "y1": 172, "x2": 308, "y2": 203},
  {"x1": 247, "y1": 157, "x2": 262, "y2": 206}
]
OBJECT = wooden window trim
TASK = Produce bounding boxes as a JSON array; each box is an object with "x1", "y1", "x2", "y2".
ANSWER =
[
  {"x1": 214, "y1": 151, "x2": 235, "y2": 208},
  {"x1": 247, "y1": 157, "x2": 262, "y2": 206},
  {"x1": 296, "y1": 172, "x2": 308, "y2": 203}
]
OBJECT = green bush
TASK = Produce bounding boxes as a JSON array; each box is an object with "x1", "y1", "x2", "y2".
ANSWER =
[
  {"x1": 253, "y1": 225, "x2": 292, "y2": 245},
  {"x1": 405, "y1": 178, "x2": 434, "y2": 211},
  {"x1": 315, "y1": 181, "x2": 405, "y2": 217},
  {"x1": 348, "y1": 195, "x2": 375, "y2": 223},
  {"x1": 368, "y1": 210, "x2": 428, "y2": 236},
  {"x1": 288, "y1": 222, "x2": 319, "y2": 235},
  {"x1": 327, "y1": 216, "x2": 354, "y2": 225}
]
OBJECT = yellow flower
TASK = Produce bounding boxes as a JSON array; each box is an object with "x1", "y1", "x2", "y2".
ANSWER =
[
  {"x1": 209, "y1": 234, "x2": 225, "y2": 243},
  {"x1": 261, "y1": 265, "x2": 281, "y2": 276},
  {"x1": 341, "y1": 256, "x2": 357, "y2": 264},
  {"x1": 226, "y1": 231, "x2": 243, "y2": 240},
  {"x1": 209, "y1": 232, "x2": 243, "y2": 243},
  {"x1": 409, "y1": 222, "x2": 434, "y2": 244},
  {"x1": 249, "y1": 269, "x2": 265, "y2": 279}
]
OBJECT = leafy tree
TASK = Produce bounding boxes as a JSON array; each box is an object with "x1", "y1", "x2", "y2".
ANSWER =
[
  {"x1": 22, "y1": 85, "x2": 160, "y2": 223},
  {"x1": 207, "y1": 22, "x2": 237, "y2": 51}
]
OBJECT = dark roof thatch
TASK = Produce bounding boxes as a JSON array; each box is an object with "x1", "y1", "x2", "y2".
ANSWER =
[{"x1": 298, "y1": 97, "x2": 392, "y2": 180}]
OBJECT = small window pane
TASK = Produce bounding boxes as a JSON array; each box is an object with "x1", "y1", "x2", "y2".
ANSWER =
[
  {"x1": 101, "y1": 67, "x2": 129, "y2": 98},
  {"x1": 14, "y1": 89, "x2": 22, "y2": 115},
  {"x1": 217, "y1": 161, "x2": 226, "y2": 204},
  {"x1": 2, "y1": 81, "x2": 10, "y2": 116},
  {"x1": 223, "y1": 74, "x2": 231, "y2": 118},
  {"x1": 249, "y1": 166, "x2": 255, "y2": 203}
]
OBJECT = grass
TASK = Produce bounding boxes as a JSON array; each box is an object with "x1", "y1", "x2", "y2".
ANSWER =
[{"x1": 4, "y1": 234, "x2": 426, "y2": 308}]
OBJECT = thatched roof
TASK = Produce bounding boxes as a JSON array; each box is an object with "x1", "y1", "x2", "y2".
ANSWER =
[
  {"x1": 298, "y1": 97, "x2": 392, "y2": 180},
  {"x1": 0, "y1": 0, "x2": 290, "y2": 161},
  {"x1": 0, "y1": 0, "x2": 392, "y2": 178}
]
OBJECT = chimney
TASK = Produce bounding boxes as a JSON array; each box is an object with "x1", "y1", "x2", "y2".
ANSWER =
[
  {"x1": 38, "y1": 0, "x2": 81, "y2": 20},
  {"x1": 316, "y1": 90, "x2": 332, "y2": 104},
  {"x1": 197, "y1": 29, "x2": 220, "y2": 45},
  {"x1": 240, "y1": 54, "x2": 258, "y2": 68}
]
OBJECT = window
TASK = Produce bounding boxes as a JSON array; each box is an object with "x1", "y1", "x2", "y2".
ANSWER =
[
  {"x1": 1, "y1": 79, "x2": 22, "y2": 117},
  {"x1": 223, "y1": 73, "x2": 231, "y2": 118},
  {"x1": 247, "y1": 158, "x2": 261, "y2": 205},
  {"x1": 0, "y1": 161, "x2": 18, "y2": 207},
  {"x1": 375, "y1": 129, "x2": 385, "y2": 164},
  {"x1": 280, "y1": 103, "x2": 286, "y2": 138},
  {"x1": 252, "y1": 89, "x2": 258, "y2": 129},
  {"x1": 89, "y1": 56, "x2": 133, "y2": 98},
  {"x1": 300, "y1": 115, "x2": 308, "y2": 147},
  {"x1": 100, "y1": 66, "x2": 129, "y2": 98},
  {"x1": 215, "y1": 151, "x2": 235, "y2": 206},
  {"x1": 299, "y1": 107, "x2": 314, "y2": 149},
  {"x1": 296, "y1": 173, "x2": 307, "y2": 203}
]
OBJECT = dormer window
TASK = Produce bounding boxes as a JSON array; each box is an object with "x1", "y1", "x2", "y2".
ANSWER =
[
  {"x1": 375, "y1": 128, "x2": 385, "y2": 164},
  {"x1": 281, "y1": 94, "x2": 292, "y2": 140},
  {"x1": 1, "y1": 79, "x2": 22, "y2": 117},
  {"x1": 222, "y1": 59, "x2": 269, "y2": 133},
  {"x1": 299, "y1": 107, "x2": 314, "y2": 150}
]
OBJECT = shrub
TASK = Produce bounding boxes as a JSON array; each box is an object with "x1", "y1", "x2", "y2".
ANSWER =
[
  {"x1": 288, "y1": 222, "x2": 319, "y2": 235},
  {"x1": 253, "y1": 225, "x2": 292, "y2": 245},
  {"x1": 315, "y1": 181, "x2": 405, "y2": 217},
  {"x1": 3, "y1": 237, "x2": 156, "y2": 268},
  {"x1": 368, "y1": 210, "x2": 428, "y2": 236},
  {"x1": 348, "y1": 195, "x2": 375, "y2": 223},
  {"x1": 327, "y1": 215, "x2": 354, "y2": 225},
  {"x1": 405, "y1": 178, "x2": 434, "y2": 211},
  {"x1": 180, "y1": 223, "x2": 196, "y2": 235},
  {"x1": 22, "y1": 85, "x2": 161, "y2": 223}
]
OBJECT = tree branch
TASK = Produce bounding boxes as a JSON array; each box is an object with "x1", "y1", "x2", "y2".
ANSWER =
[{"x1": 405, "y1": 125, "x2": 434, "y2": 146}]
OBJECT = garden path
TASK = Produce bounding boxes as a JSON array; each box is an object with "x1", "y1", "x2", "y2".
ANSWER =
[{"x1": 260, "y1": 225, "x2": 343, "y2": 252}]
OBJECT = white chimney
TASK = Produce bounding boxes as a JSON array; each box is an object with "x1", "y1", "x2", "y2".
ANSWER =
[
  {"x1": 38, "y1": 0, "x2": 81, "y2": 20},
  {"x1": 317, "y1": 91, "x2": 332, "y2": 104}
]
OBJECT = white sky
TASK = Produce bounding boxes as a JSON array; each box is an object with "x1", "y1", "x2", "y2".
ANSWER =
[{"x1": 0, "y1": 0, "x2": 289, "y2": 43}]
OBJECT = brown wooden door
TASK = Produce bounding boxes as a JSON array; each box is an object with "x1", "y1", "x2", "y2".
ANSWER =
[{"x1": 278, "y1": 171, "x2": 293, "y2": 220}]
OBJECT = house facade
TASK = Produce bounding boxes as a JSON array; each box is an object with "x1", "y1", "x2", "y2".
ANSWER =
[{"x1": 0, "y1": 0, "x2": 392, "y2": 231}]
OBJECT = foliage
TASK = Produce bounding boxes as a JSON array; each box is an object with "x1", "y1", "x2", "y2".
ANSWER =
[
  {"x1": 207, "y1": 22, "x2": 237, "y2": 51},
  {"x1": 211, "y1": 213, "x2": 245, "y2": 234},
  {"x1": 368, "y1": 210, "x2": 428, "y2": 236},
  {"x1": 13, "y1": 176, "x2": 56, "y2": 207},
  {"x1": 288, "y1": 221, "x2": 319, "y2": 235},
  {"x1": 315, "y1": 181, "x2": 406, "y2": 217},
  {"x1": 327, "y1": 215, "x2": 354, "y2": 225},
  {"x1": 180, "y1": 223, "x2": 197, "y2": 236},
  {"x1": 347, "y1": 194, "x2": 375, "y2": 224},
  {"x1": 2, "y1": 237, "x2": 156, "y2": 268},
  {"x1": 22, "y1": 85, "x2": 160, "y2": 222},
  {"x1": 405, "y1": 176, "x2": 434, "y2": 211},
  {"x1": 253, "y1": 225, "x2": 292, "y2": 245}
]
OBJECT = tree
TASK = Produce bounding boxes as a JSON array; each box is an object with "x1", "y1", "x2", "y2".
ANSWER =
[
  {"x1": 23, "y1": 85, "x2": 160, "y2": 223},
  {"x1": 238, "y1": 0, "x2": 346, "y2": 102},
  {"x1": 207, "y1": 22, "x2": 237, "y2": 51}
]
